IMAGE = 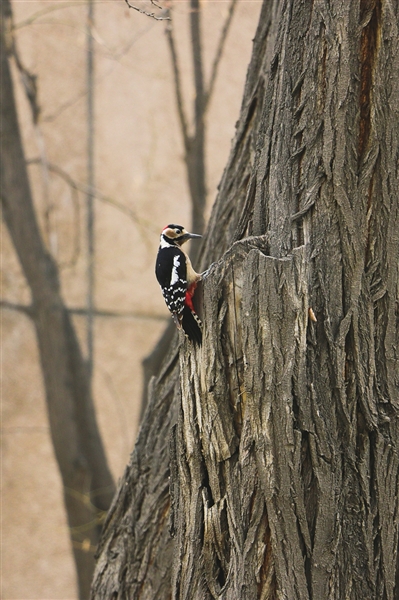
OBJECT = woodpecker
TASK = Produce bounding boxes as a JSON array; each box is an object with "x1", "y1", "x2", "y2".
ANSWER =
[{"x1": 155, "y1": 224, "x2": 203, "y2": 345}]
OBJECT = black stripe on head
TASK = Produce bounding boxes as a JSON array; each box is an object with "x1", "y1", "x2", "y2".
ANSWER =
[
  {"x1": 162, "y1": 225, "x2": 186, "y2": 243},
  {"x1": 166, "y1": 224, "x2": 184, "y2": 230}
]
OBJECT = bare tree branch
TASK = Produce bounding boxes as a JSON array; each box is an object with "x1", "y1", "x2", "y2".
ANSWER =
[
  {"x1": 165, "y1": 9, "x2": 190, "y2": 151},
  {"x1": 205, "y1": 0, "x2": 238, "y2": 111},
  {"x1": 1, "y1": 299, "x2": 168, "y2": 322},
  {"x1": 0, "y1": 299, "x2": 34, "y2": 316},
  {"x1": 150, "y1": 0, "x2": 164, "y2": 10},
  {"x1": 42, "y1": 86, "x2": 89, "y2": 123}
]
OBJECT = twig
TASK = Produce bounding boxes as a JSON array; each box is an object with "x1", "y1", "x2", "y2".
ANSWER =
[
  {"x1": 150, "y1": 0, "x2": 164, "y2": 9},
  {"x1": 42, "y1": 87, "x2": 88, "y2": 123},
  {"x1": 124, "y1": 0, "x2": 170, "y2": 21},
  {"x1": 205, "y1": 0, "x2": 238, "y2": 111},
  {"x1": 165, "y1": 9, "x2": 190, "y2": 150}
]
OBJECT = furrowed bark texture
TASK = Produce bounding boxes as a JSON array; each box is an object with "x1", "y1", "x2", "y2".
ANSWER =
[{"x1": 92, "y1": 0, "x2": 399, "y2": 598}]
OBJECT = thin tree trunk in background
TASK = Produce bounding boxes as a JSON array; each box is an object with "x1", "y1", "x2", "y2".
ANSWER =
[
  {"x1": 93, "y1": 0, "x2": 399, "y2": 597},
  {"x1": 1, "y1": 4, "x2": 115, "y2": 598},
  {"x1": 86, "y1": 0, "x2": 95, "y2": 380},
  {"x1": 188, "y1": 0, "x2": 206, "y2": 241},
  {"x1": 164, "y1": 0, "x2": 206, "y2": 246}
]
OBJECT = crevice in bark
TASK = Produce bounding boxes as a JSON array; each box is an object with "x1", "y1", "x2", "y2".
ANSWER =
[
  {"x1": 358, "y1": 0, "x2": 381, "y2": 161},
  {"x1": 364, "y1": 168, "x2": 376, "y2": 267},
  {"x1": 301, "y1": 431, "x2": 317, "y2": 546},
  {"x1": 257, "y1": 512, "x2": 276, "y2": 600},
  {"x1": 317, "y1": 22, "x2": 327, "y2": 116}
]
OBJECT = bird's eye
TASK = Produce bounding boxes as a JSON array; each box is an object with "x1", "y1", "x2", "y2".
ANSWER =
[{"x1": 175, "y1": 229, "x2": 181, "y2": 234}]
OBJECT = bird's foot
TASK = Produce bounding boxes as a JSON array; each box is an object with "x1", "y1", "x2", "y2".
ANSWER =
[{"x1": 200, "y1": 262, "x2": 217, "y2": 279}]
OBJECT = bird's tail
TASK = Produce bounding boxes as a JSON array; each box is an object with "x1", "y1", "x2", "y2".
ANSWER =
[{"x1": 181, "y1": 305, "x2": 202, "y2": 345}]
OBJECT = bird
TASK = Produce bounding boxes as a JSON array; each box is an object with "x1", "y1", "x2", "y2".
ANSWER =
[{"x1": 155, "y1": 224, "x2": 203, "y2": 345}]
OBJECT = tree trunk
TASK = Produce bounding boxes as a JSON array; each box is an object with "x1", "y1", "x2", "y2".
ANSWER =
[
  {"x1": 92, "y1": 0, "x2": 399, "y2": 598},
  {"x1": 1, "y1": 4, "x2": 115, "y2": 598}
]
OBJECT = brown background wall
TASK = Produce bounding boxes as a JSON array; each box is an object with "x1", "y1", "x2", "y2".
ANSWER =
[{"x1": 1, "y1": 1, "x2": 261, "y2": 597}]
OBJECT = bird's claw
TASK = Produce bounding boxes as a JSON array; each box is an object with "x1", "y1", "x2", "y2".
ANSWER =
[{"x1": 200, "y1": 262, "x2": 217, "y2": 279}]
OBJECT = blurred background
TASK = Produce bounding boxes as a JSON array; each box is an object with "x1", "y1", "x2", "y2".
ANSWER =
[{"x1": 1, "y1": 0, "x2": 261, "y2": 597}]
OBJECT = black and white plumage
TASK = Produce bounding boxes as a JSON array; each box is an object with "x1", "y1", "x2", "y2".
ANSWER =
[{"x1": 155, "y1": 224, "x2": 203, "y2": 344}]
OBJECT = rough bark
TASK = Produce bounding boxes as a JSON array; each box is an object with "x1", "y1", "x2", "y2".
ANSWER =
[
  {"x1": 1, "y1": 4, "x2": 115, "y2": 598},
  {"x1": 92, "y1": 0, "x2": 399, "y2": 598}
]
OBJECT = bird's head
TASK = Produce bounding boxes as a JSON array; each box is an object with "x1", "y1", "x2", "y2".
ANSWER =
[{"x1": 161, "y1": 224, "x2": 202, "y2": 246}]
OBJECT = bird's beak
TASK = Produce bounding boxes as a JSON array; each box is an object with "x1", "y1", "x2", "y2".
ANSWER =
[{"x1": 180, "y1": 232, "x2": 202, "y2": 243}]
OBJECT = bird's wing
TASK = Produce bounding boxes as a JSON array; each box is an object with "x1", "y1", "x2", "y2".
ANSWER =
[{"x1": 155, "y1": 247, "x2": 187, "y2": 315}]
